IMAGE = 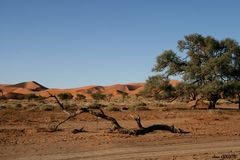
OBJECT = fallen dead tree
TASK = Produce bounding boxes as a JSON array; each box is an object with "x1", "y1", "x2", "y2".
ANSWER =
[{"x1": 47, "y1": 92, "x2": 190, "y2": 135}]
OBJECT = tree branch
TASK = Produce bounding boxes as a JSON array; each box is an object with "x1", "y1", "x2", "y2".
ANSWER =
[
  {"x1": 48, "y1": 94, "x2": 190, "y2": 135},
  {"x1": 47, "y1": 91, "x2": 64, "y2": 110}
]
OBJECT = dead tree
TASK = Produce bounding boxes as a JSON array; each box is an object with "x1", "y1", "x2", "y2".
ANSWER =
[
  {"x1": 47, "y1": 92, "x2": 189, "y2": 135},
  {"x1": 46, "y1": 91, "x2": 85, "y2": 131}
]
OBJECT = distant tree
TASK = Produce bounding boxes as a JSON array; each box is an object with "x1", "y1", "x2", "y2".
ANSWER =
[
  {"x1": 116, "y1": 90, "x2": 129, "y2": 102},
  {"x1": 135, "y1": 92, "x2": 143, "y2": 100},
  {"x1": 91, "y1": 93, "x2": 106, "y2": 101},
  {"x1": 106, "y1": 94, "x2": 113, "y2": 102},
  {"x1": 152, "y1": 33, "x2": 240, "y2": 109},
  {"x1": 144, "y1": 75, "x2": 175, "y2": 100},
  {"x1": 57, "y1": 93, "x2": 73, "y2": 100},
  {"x1": 24, "y1": 93, "x2": 39, "y2": 101},
  {"x1": 76, "y1": 94, "x2": 86, "y2": 101}
]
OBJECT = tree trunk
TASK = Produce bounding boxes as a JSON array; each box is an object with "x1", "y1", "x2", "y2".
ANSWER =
[
  {"x1": 190, "y1": 92, "x2": 196, "y2": 100},
  {"x1": 208, "y1": 94, "x2": 221, "y2": 110},
  {"x1": 208, "y1": 100, "x2": 217, "y2": 109}
]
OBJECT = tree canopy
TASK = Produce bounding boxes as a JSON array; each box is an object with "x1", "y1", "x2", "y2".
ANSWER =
[{"x1": 149, "y1": 33, "x2": 240, "y2": 109}]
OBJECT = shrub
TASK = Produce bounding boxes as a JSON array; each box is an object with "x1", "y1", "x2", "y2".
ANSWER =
[
  {"x1": 117, "y1": 90, "x2": 128, "y2": 102},
  {"x1": 130, "y1": 102, "x2": 149, "y2": 111},
  {"x1": 76, "y1": 94, "x2": 86, "y2": 101},
  {"x1": 39, "y1": 104, "x2": 55, "y2": 111},
  {"x1": 0, "y1": 96, "x2": 7, "y2": 100},
  {"x1": 105, "y1": 105, "x2": 121, "y2": 112},
  {"x1": 57, "y1": 93, "x2": 73, "y2": 100},
  {"x1": 16, "y1": 94, "x2": 25, "y2": 100},
  {"x1": 24, "y1": 94, "x2": 39, "y2": 101},
  {"x1": 14, "y1": 103, "x2": 22, "y2": 108},
  {"x1": 91, "y1": 93, "x2": 106, "y2": 101}
]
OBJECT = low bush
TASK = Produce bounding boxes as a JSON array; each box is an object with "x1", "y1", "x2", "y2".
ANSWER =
[
  {"x1": 57, "y1": 93, "x2": 73, "y2": 100},
  {"x1": 14, "y1": 103, "x2": 22, "y2": 108},
  {"x1": 105, "y1": 105, "x2": 121, "y2": 112},
  {"x1": 130, "y1": 103, "x2": 149, "y2": 111},
  {"x1": 39, "y1": 104, "x2": 55, "y2": 111}
]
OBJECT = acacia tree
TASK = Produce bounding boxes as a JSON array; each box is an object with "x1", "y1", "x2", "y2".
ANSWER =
[
  {"x1": 224, "y1": 81, "x2": 240, "y2": 109},
  {"x1": 152, "y1": 33, "x2": 240, "y2": 109},
  {"x1": 175, "y1": 82, "x2": 198, "y2": 101},
  {"x1": 57, "y1": 93, "x2": 73, "y2": 100},
  {"x1": 116, "y1": 90, "x2": 128, "y2": 102},
  {"x1": 91, "y1": 93, "x2": 106, "y2": 102},
  {"x1": 144, "y1": 75, "x2": 175, "y2": 100},
  {"x1": 106, "y1": 94, "x2": 113, "y2": 102},
  {"x1": 76, "y1": 94, "x2": 86, "y2": 101}
]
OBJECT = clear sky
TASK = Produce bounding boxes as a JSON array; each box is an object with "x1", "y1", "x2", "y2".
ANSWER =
[{"x1": 0, "y1": 0, "x2": 240, "y2": 88}]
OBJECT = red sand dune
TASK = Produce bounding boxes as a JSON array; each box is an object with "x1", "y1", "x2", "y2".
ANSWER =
[{"x1": 0, "y1": 80, "x2": 179, "y2": 99}]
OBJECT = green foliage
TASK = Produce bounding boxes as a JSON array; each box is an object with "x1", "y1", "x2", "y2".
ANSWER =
[
  {"x1": 39, "y1": 104, "x2": 55, "y2": 111},
  {"x1": 15, "y1": 94, "x2": 25, "y2": 100},
  {"x1": 0, "y1": 95, "x2": 6, "y2": 100},
  {"x1": 91, "y1": 93, "x2": 106, "y2": 101},
  {"x1": 130, "y1": 102, "x2": 149, "y2": 111},
  {"x1": 116, "y1": 90, "x2": 128, "y2": 102},
  {"x1": 105, "y1": 105, "x2": 121, "y2": 112},
  {"x1": 24, "y1": 94, "x2": 39, "y2": 101},
  {"x1": 143, "y1": 75, "x2": 175, "y2": 100},
  {"x1": 153, "y1": 50, "x2": 185, "y2": 76},
  {"x1": 175, "y1": 82, "x2": 198, "y2": 100},
  {"x1": 152, "y1": 33, "x2": 240, "y2": 109},
  {"x1": 223, "y1": 81, "x2": 240, "y2": 109},
  {"x1": 14, "y1": 103, "x2": 22, "y2": 108},
  {"x1": 106, "y1": 94, "x2": 113, "y2": 102},
  {"x1": 57, "y1": 93, "x2": 73, "y2": 100},
  {"x1": 76, "y1": 94, "x2": 86, "y2": 101}
]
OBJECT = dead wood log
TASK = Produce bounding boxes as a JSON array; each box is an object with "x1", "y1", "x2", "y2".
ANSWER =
[
  {"x1": 49, "y1": 110, "x2": 84, "y2": 132},
  {"x1": 130, "y1": 115, "x2": 183, "y2": 135},
  {"x1": 47, "y1": 92, "x2": 85, "y2": 131},
  {"x1": 48, "y1": 92, "x2": 190, "y2": 135},
  {"x1": 72, "y1": 127, "x2": 85, "y2": 134},
  {"x1": 82, "y1": 109, "x2": 190, "y2": 135}
]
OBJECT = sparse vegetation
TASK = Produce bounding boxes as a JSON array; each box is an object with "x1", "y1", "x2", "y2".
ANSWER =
[
  {"x1": 105, "y1": 105, "x2": 121, "y2": 112},
  {"x1": 117, "y1": 90, "x2": 129, "y2": 102},
  {"x1": 144, "y1": 75, "x2": 175, "y2": 100},
  {"x1": 130, "y1": 102, "x2": 149, "y2": 111},
  {"x1": 24, "y1": 93, "x2": 39, "y2": 101},
  {"x1": 39, "y1": 104, "x2": 56, "y2": 111},
  {"x1": 106, "y1": 94, "x2": 113, "y2": 102},
  {"x1": 57, "y1": 93, "x2": 73, "y2": 100},
  {"x1": 76, "y1": 94, "x2": 86, "y2": 101},
  {"x1": 14, "y1": 103, "x2": 22, "y2": 108},
  {"x1": 91, "y1": 93, "x2": 106, "y2": 101}
]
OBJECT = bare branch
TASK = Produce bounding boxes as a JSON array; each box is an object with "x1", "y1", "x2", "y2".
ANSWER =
[
  {"x1": 48, "y1": 94, "x2": 190, "y2": 135},
  {"x1": 47, "y1": 91, "x2": 64, "y2": 110}
]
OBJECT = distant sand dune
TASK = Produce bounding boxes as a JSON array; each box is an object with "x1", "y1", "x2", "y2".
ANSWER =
[{"x1": 0, "y1": 80, "x2": 179, "y2": 99}]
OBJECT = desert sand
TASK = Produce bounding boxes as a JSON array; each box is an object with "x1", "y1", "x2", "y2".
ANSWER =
[{"x1": 0, "y1": 81, "x2": 240, "y2": 160}]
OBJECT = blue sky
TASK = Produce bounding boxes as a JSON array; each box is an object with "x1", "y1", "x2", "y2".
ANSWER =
[{"x1": 0, "y1": 0, "x2": 240, "y2": 88}]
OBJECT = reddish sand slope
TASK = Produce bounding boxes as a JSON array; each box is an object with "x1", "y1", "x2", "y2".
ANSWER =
[
  {"x1": 0, "y1": 81, "x2": 48, "y2": 98},
  {"x1": 0, "y1": 80, "x2": 179, "y2": 98}
]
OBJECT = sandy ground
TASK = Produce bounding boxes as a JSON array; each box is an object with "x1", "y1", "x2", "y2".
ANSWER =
[{"x1": 1, "y1": 106, "x2": 240, "y2": 160}]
